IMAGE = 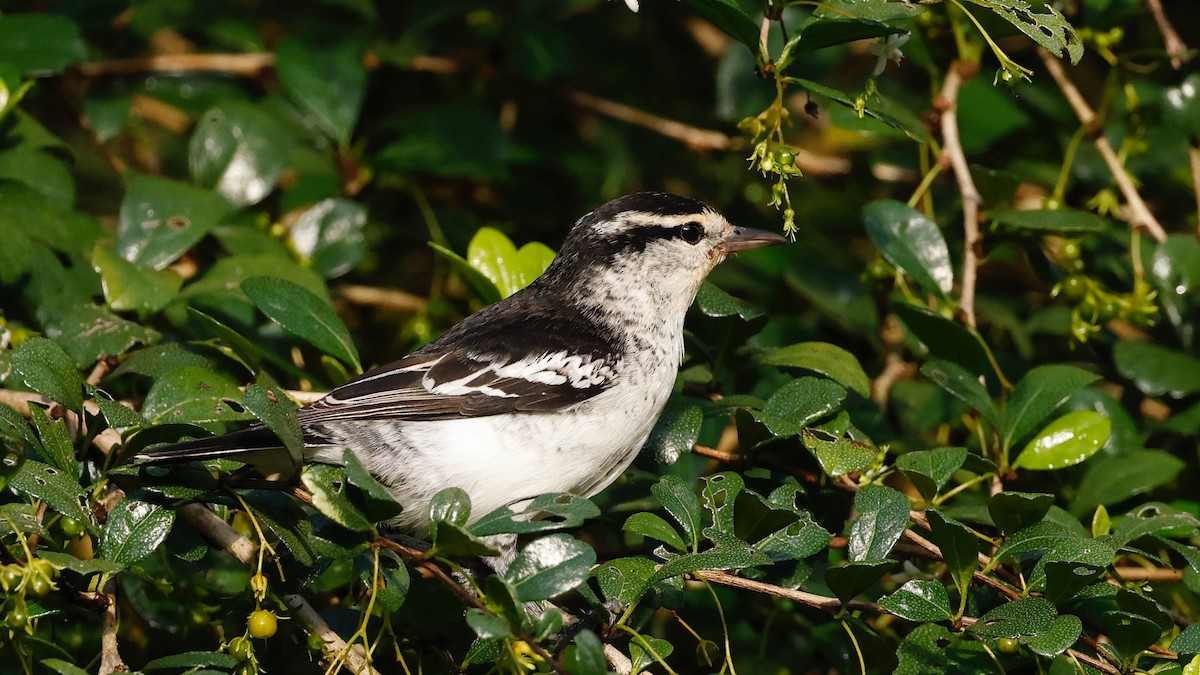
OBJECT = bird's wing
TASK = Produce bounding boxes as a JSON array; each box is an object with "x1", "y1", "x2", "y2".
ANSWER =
[{"x1": 298, "y1": 347, "x2": 619, "y2": 425}]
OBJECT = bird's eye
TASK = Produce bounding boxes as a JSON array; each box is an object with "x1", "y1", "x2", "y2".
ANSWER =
[{"x1": 679, "y1": 221, "x2": 704, "y2": 245}]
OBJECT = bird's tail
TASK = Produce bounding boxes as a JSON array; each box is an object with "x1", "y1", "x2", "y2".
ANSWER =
[{"x1": 134, "y1": 427, "x2": 284, "y2": 464}]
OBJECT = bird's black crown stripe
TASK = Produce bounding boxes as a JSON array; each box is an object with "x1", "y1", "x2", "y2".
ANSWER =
[{"x1": 588, "y1": 191, "x2": 712, "y2": 221}]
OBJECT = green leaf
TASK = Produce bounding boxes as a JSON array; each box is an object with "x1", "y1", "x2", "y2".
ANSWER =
[
  {"x1": 701, "y1": 472, "x2": 744, "y2": 537},
  {"x1": 45, "y1": 304, "x2": 160, "y2": 370},
  {"x1": 189, "y1": 102, "x2": 289, "y2": 207},
  {"x1": 10, "y1": 459, "x2": 90, "y2": 529},
  {"x1": 848, "y1": 485, "x2": 910, "y2": 562},
  {"x1": 925, "y1": 510, "x2": 978, "y2": 600},
  {"x1": 962, "y1": 0, "x2": 1082, "y2": 64},
  {"x1": 645, "y1": 544, "x2": 772, "y2": 587},
  {"x1": 92, "y1": 245, "x2": 182, "y2": 314},
  {"x1": 41, "y1": 660, "x2": 92, "y2": 675},
  {"x1": 505, "y1": 534, "x2": 596, "y2": 602},
  {"x1": 825, "y1": 559, "x2": 896, "y2": 604},
  {"x1": 814, "y1": 0, "x2": 924, "y2": 21},
  {"x1": 1149, "y1": 235, "x2": 1200, "y2": 342},
  {"x1": 644, "y1": 397, "x2": 702, "y2": 464},
  {"x1": 968, "y1": 597, "x2": 1056, "y2": 639},
  {"x1": 990, "y1": 520, "x2": 1074, "y2": 564},
  {"x1": 1098, "y1": 609, "x2": 1164, "y2": 659},
  {"x1": 1172, "y1": 623, "x2": 1200, "y2": 658},
  {"x1": 343, "y1": 449, "x2": 403, "y2": 523},
  {"x1": 300, "y1": 464, "x2": 375, "y2": 534},
  {"x1": 1163, "y1": 74, "x2": 1200, "y2": 138},
  {"x1": 988, "y1": 492, "x2": 1054, "y2": 533},
  {"x1": 1113, "y1": 340, "x2": 1200, "y2": 399},
  {"x1": 695, "y1": 282, "x2": 765, "y2": 320},
  {"x1": 879, "y1": 579, "x2": 953, "y2": 622},
  {"x1": 800, "y1": 428, "x2": 875, "y2": 478},
  {"x1": 0, "y1": 14, "x2": 85, "y2": 76},
  {"x1": 429, "y1": 241, "x2": 503, "y2": 305},
  {"x1": 140, "y1": 367, "x2": 252, "y2": 425},
  {"x1": 469, "y1": 493, "x2": 599, "y2": 537},
  {"x1": 289, "y1": 199, "x2": 369, "y2": 279},
  {"x1": 467, "y1": 227, "x2": 555, "y2": 299},
  {"x1": 629, "y1": 636, "x2": 674, "y2": 674},
  {"x1": 920, "y1": 360, "x2": 1000, "y2": 428},
  {"x1": 760, "y1": 342, "x2": 870, "y2": 397},
  {"x1": 10, "y1": 337, "x2": 84, "y2": 413},
  {"x1": 790, "y1": 77, "x2": 928, "y2": 141},
  {"x1": 679, "y1": 0, "x2": 760, "y2": 51},
  {"x1": 595, "y1": 556, "x2": 659, "y2": 605},
  {"x1": 893, "y1": 303, "x2": 991, "y2": 376},
  {"x1": 117, "y1": 174, "x2": 229, "y2": 270},
  {"x1": 242, "y1": 275, "x2": 361, "y2": 372},
  {"x1": 0, "y1": 148, "x2": 75, "y2": 208},
  {"x1": 242, "y1": 383, "x2": 303, "y2": 466},
  {"x1": 1073, "y1": 450, "x2": 1185, "y2": 516},
  {"x1": 624, "y1": 512, "x2": 687, "y2": 552},
  {"x1": 569, "y1": 631, "x2": 607, "y2": 675},
  {"x1": 1027, "y1": 536, "x2": 1118, "y2": 591},
  {"x1": 1014, "y1": 410, "x2": 1110, "y2": 471},
  {"x1": 863, "y1": 200, "x2": 953, "y2": 296},
  {"x1": 28, "y1": 405, "x2": 75, "y2": 476},
  {"x1": 1003, "y1": 364, "x2": 1100, "y2": 450},
  {"x1": 896, "y1": 447, "x2": 968, "y2": 502},
  {"x1": 99, "y1": 496, "x2": 176, "y2": 565},
  {"x1": 758, "y1": 376, "x2": 847, "y2": 437},
  {"x1": 276, "y1": 38, "x2": 365, "y2": 144},
  {"x1": 429, "y1": 487, "x2": 472, "y2": 527},
  {"x1": 143, "y1": 651, "x2": 239, "y2": 670},
  {"x1": 756, "y1": 507, "x2": 832, "y2": 562},
  {"x1": 651, "y1": 475, "x2": 703, "y2": 551},
  {"x1": 465, "y1": 608, "x2": 511, "y2": 639},
  {"x1": 989, "y1": 208, "x2": 1109, "y2": 233},
  {"x1": 783, "y1": 18, "x2": 904, "y2": 59},
  {"x1": 1021, "y1": 614, "x2": 1082, "y2": 658}
]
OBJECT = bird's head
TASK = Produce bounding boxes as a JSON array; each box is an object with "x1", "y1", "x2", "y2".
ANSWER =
[{"x1": 544, "y1": 192, "x2": 786, "y2": 300}]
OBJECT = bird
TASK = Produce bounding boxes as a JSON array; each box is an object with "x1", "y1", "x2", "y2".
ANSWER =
[{"x1": 137, "y1": 192, "x2": 786, "y2": 533}]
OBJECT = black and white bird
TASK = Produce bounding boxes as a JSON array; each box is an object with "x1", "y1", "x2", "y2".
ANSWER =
[{"x1": 138, "y1": 192, "x2": 785, "y2": 531}]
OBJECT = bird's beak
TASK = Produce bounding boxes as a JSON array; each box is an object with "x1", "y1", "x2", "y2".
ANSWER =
[{"x1": 721, "y1": 226, "x2": 788, "y2": 253}]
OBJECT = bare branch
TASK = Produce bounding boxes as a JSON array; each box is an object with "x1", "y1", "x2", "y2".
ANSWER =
[
  {"x1": 1037, "y1": 49, "x2": 1168, "y2": 243},
  {"x1": 937, "y1": 61, "x2": 982, "y2": 330},
  {"x1": 98, "y1": 582, "x2": 128, "y2": 674},
  {"x1": 1145, "y1": 0, "x2": 1190, "y2": 70},
  {"x1": 338, "y1": 284, "x2": 428, "y2": 313}
]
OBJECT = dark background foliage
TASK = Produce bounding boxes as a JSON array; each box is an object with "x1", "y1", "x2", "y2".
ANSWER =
[{"x1": 1, "y1": 0, "x2": 1200, "y2": 673}]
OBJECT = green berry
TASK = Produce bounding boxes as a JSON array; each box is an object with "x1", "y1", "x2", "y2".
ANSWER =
[
  {"x1": 0, "y1": 565, "x2": 22, "y2": 592},
  {"x1": 1061, "y1": 275, "x2": 1087, "y2": 302},
  {"x1": 5, "y1": 606, "x2": 27, "y2": 630},
  {"x1": 248, "y1": 609, "x2": 278, "y2": 639},
  {"x1": 1059, "y1": 240, "x2": 1081, "y2": 265},
  {"x1": 997, "y1": 637, "x2": 1020, "y2": 653},
  {"x1": 773, "y1": 147, "x2": 796, "y2": 167},
  {"x1": 228, "y1": 635, "x2": 254, "y2": 662},
  {"x1": 58, "y1": 517, "x2": 84, "y2": 539}
]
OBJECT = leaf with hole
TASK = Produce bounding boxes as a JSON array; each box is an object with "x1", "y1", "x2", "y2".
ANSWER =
[{"x1": 10, "y1": 337, "x2": 83, "y2": 413}]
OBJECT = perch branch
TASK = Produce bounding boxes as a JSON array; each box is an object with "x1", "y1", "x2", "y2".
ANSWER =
[
  {"x1": 937, "y1": 61, "x2": 982, "y2": 330},
  {"x1": 1037, "y1": 49, "x2": 1167, "y2": 243},
  {"x1": 98, "y1": 581, "x2": 127, "y2": 674},
  {"x1": 338, "y1": 284, "x2": 428, "y2": 313}
]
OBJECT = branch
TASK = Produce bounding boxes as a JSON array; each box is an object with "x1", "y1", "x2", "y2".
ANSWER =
[
  {"x1": 937, "y1": 61, "x2": 982, "y2": 330},
  {"x1": 77, "y1": 52, "x2": 276, "y2": 77},
  {"x1": 98, "y1": 581, "x2": 127, "y2": 674},
  {"x1": 604, "y1": 643, "x2": 645, "y2": 675},
  {"x1": 1037, "y1": 49, "x2": 1168, "y2": 243},
  {"x1": 338, "y1": 284, "x2": 428, "y2": 313},
  {"x1": 1145, "y1": 0, "x2": 1190, "y2": 70}
]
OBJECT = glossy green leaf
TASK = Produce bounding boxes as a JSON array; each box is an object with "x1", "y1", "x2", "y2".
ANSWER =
[
  {"x1": 760, "y1": 342, "x2": 870, "y2": 396},
  {"x1": 758, "y1": 376, "x2": 846, "y2": 437},
  {"x1": 0, "y1": 149, "x2": 75, "y2": 208},
  {"x1": 1027, "y1": 536, "x2": 1118, "y2": 591},
  {"x1": 242, "y1": 383, "x2": 303, "y2": 465},
  {"x1": 38, "y1": 551, "x2": 122, "y2": 577},
  {"x1": 695, "y1": 282, "x2": 764, "y2": 320},
  {"x1": 569, "y1": 631, "x2": 607, "y2": 675},
  {"x1": 968, "y1": 597, "x2": 1056, "y2": 639},
  {"x1": 783, "y1": 18, "x2": 904, "y2": 59},
  {"x1": 701, "y1": 472, "x2": 744, "y2": 536},
  {"x1": 117, "y1": 174, "x2": 229, "y2": 270},
  {"x1": 143, "y1": 651, "x2": 240, "y2": 670},
  {"x1": 921, "y1": 360, "x2": 1001, "y2": 427},
  {"x1": 800, "y1": 428, "x2": 875, "y2": 478},
  {"x1": 429, "y1": 487, "x2": 472, "y2": 527},
  {"x1": 27, "y1": 405, "x2": 74, "y2": 476},
  {"x1": 595, "y1": 556, "x2": 659, "y2": 605},
  {"x1": 1014, "y1": 410, "x2": 1110, "y2": 470},
  {"x1": 679, "y1": 0, "x2": 760, "y2": 51},
  {"x1": 1113, "y1": 340, "x2": 1200, "y2": 399},
  {"x1": 8, "y1": 459, "x2": 90, "y2": 528},
  {"x1": 629, "y1": 636, "x2": 674, "y2": 674},
  {"x1": 1021, "y1": 614, "x2": 1082, "y2": 658},
  {"x1": 988, "y1": 492, "x2": 1055, "y2": 533},
  {"x1": 863, "y1": 200, "x2": 953, "y2": 296},
  {"x1": 189, "y1": 102, "x2": 289, "y2": 207},
  {"x1": 825, "y1": 559, "x2": 896, "y2": 604},
  {"x1": 651, "y1": 475, "x2": 702, "y2": 550},
  {"x1": 790, "y1": 78, "x2": 928, "y2": 141},
  {"x1": 926, "y1": 510, "x2": 978, "y2": 600},
  {"x1": 275, "y1": 38, "x2": 366, "y2": 144},
  {"x1": 467, "y1": 227, "x2": 555, "y2": 299},
  {"x1": 756, "y1": 507, "x2": 832, "y2": 562},
  {"x1": 893, "y1": 303, "x2": 991, "y2": 376},
  {"x1": 300, "y1": 463, "x2": 375, "y2": 533},
  {"x1": 624, "y1": 512, "x2": 687, "y2": 552},
  {"x1": 99, "y1": 496, "x2": 176, "y2": 565},
  {"x1": 428, "y1": 241, "x2": 503, "y2": 305},
  {"x1": 1098, "y1": 609, "x2": 1164, "y2": 659},
  {"x1": 1149, "y1": 235, "x2": 1200, "y2": 343},
  {"x1": 10, "y1": 337, "x2": 83, "y2": 413},
  {"x1": 879, "y1": 579, "x2": 953, "y2": 622},
  {"x1": 506, "y1": 533, "x2": 596, "y2": 602},
  {"x1": 0, "y1": 14, "x2": 85, "y2": 76},
  {"x1": 645, "y1": 543, "x2": 772, "y2": 587},
  {"x1": 92, "y1": 245, "x2": 182, "y2": 314},
  {"x1": 962, "y1": 0, "x2": 1082, "y2": 63},
  {"x1": 1003, "y1": 364, "x2": 1100, "y2": 450},
  {"x1": 990, "y1": 520, "x2": 1074, "y2": 565},
  {"x1": 470, "y1": 493, "x2": 599, "y2": 537},
  {"x1": 896, "y1": 447, "x2": 968, "y2": 501},
  {"x1": 1073, "y1": 450, "x2": 1185, "y2": 516},
  {"x1": 289, "y1": 199, "x2": 369, "y2": 279},
  {"x1": 242, "y1": 275, "x2": 361, "y2": 372},
  {"x1": 465, "y1": 608, "x2": 511, "y2": 639},
  {"x1": 141, "y1": 367, "x2": 251, "y2": 425},
  {"x1": 342, "y1": 449, "x2": 403, "y2": 522},
  {"x1": 1172, "y1": 623, "x2": 1200, "y2": 658},
  {"x1": 848, "y1": 485, "x2": 910, "y2": 562},
  {"x1": 989, "y1": 208, "x2": 1109, "y2": 233},
  {"x1": 645, "y1": 397, "x2": 703, "y2": 464},
  {"x1": 45, "y1": 304, "x2": 160, "y2": 369}
]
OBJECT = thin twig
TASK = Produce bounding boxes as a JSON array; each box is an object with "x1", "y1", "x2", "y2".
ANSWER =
[
  {"x1": 77, "y1": 52, "x2": 276, "y2": 77},
  {"x1": 1037, "y1": 49, "x2": 1168, "y2": 243},
  {"x1": 1145, "y1": 0, "x2": 1189, "y2": 70},
  {"x1": 937, "y1": 61, "x2": 982, "y2": 329},
  {"x1": 338, "y1": 284, "x2": 428, "y2": 313},
  {"x1": 1189, "y1": 144, "x2": 1200, "y2": 235},
  {"x1": 695, "y1": 569, "x2": 883, "y2": 614},
  {"x1": 604, "y1": 643, "x2": 645, "y2": 675}
]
